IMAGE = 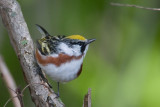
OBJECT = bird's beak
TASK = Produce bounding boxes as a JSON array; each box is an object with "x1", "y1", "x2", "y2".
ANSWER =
[{"x1": 85, "y1": 39, "x2": 96, "y2": 45}]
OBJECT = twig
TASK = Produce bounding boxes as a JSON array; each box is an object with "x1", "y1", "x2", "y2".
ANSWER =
[
  {"x1": 0, "y1": 0, "x2": 64, "y2": 106},
  {"x1": 16, "y1": 88, "x2": 24, "y2": 107},
  {"x1": 110, "y1": 2, "x2": 160, "y2": 11},
  {"x1": 4, "y1": 96, "x2": 18, "y2": 107},
  {"x1": 0, "y1": 56, "x2": 21, "y2": 107},
  {"x1": 21, "y1": 82, "x2": 49, "y2": 94},
  {"x1": 83, "y1": 88, "x2": 91, "y2": 107},
  {"x1": 4, "y1": 82, "x2": 49, "y2": 107}
]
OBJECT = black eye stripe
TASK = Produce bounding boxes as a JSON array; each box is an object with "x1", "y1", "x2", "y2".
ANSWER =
[
  {"x1": 81, "y1": 44, "x2": 86, "y2": 53},
  {"x1": 70, "y1": 41, "x2": 84, "y2": 45}
]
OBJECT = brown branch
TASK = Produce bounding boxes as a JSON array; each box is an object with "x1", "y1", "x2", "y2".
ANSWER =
[
  {"x1": 110, "y1": 2, "x2": 160, "y2": 11},
  {"x1": 83, "y1": 88, "x2": 91, "y2": 107},
  {"x1": 0, "y1": 56, "x2": 21, "y2": 107},
  {"x1": 0, "y1": 0, "x2": 64, "y2": 106}
]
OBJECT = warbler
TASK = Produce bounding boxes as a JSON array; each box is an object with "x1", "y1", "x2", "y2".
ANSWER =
[{"x1": 35, "y1": 24, "x2": 95, "y2": 96}]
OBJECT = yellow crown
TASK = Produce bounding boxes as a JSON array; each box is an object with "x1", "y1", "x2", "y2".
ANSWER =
[{"x1": 66, "y1": 35, "x2": 86, "y2": 40}]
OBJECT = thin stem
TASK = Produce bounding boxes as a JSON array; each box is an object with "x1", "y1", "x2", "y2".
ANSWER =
[
  {"x1": 0, "y1": 56, "x2": 21, "y2": 107},
  {"x1": 21, "y1": 82, "x2": 49, "y2": 94},
  {"x1": 110, "y1": 2, "x2": 160, "y2": 11},
  {"x1": 3, "y1": 96, "x2": 18, "y2": 107}
]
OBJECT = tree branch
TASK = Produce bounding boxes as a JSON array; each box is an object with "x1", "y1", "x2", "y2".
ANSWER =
[
  {"x1": 110, "y1": 2, "x2": 160, "y2": 11},
  {"x1": 0, "y1": 56, "x2": 21, "y2": 107},
  {"x1": 83, "y1": 88, "x2": 91, "y2": 107},
  {"x1": 0, "y1": 0, "x2": 64, "y2": 106}
]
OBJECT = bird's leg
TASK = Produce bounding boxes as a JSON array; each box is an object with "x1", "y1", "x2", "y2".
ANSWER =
[{"x1": 57, "y1": 82, "x2": 60, "y2": 97}]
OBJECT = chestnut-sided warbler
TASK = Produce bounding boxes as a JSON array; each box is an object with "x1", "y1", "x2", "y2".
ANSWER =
[{"x1": 35, "y1": 24, "x2": 95, "y2": 96}]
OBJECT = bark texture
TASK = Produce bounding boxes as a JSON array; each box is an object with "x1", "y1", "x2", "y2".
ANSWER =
[{"x1": 0, "y1": 0, "x2": 64, "y2": 106}]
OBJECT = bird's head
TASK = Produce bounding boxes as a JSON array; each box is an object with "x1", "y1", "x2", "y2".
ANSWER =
[
  {"x1": 63, "y1": 35, "x2": 95, "y2": 56},
  {"x1": 36, "y1": 24, "x2": 95, "y2": 57}
]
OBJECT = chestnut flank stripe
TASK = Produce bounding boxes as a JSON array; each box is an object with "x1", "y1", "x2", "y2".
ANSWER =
[
  {"x1": 36, "y1": 49, "x2": 82, "y2": 66},
  {"x1": 77, "y1": 64, "x2": 83, "y2": 77}
]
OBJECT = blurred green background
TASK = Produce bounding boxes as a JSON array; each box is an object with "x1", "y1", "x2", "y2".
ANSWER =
[{"x1": 0, "y1": 0, "x2": 160, "y2": 107}]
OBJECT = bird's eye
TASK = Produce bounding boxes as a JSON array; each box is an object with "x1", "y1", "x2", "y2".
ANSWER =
[
  {"x1": 78, "y1": 42, "x2": 84, "y2": 46},
  {"x1": 70, "y1": 41, "x2": 76, "y2": 45},
  {"x1": 69, "y1": 41, "x2": 84, "y2": 46}
]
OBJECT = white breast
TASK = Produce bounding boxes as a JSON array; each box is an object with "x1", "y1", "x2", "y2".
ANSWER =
[{"x1": 38, "y1": 57, "x2": 84, "y2": 82}]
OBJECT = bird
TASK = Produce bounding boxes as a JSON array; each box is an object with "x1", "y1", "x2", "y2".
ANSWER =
[{"x1": 35, "y1": 24, "x2": 95, "y2": 97}]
